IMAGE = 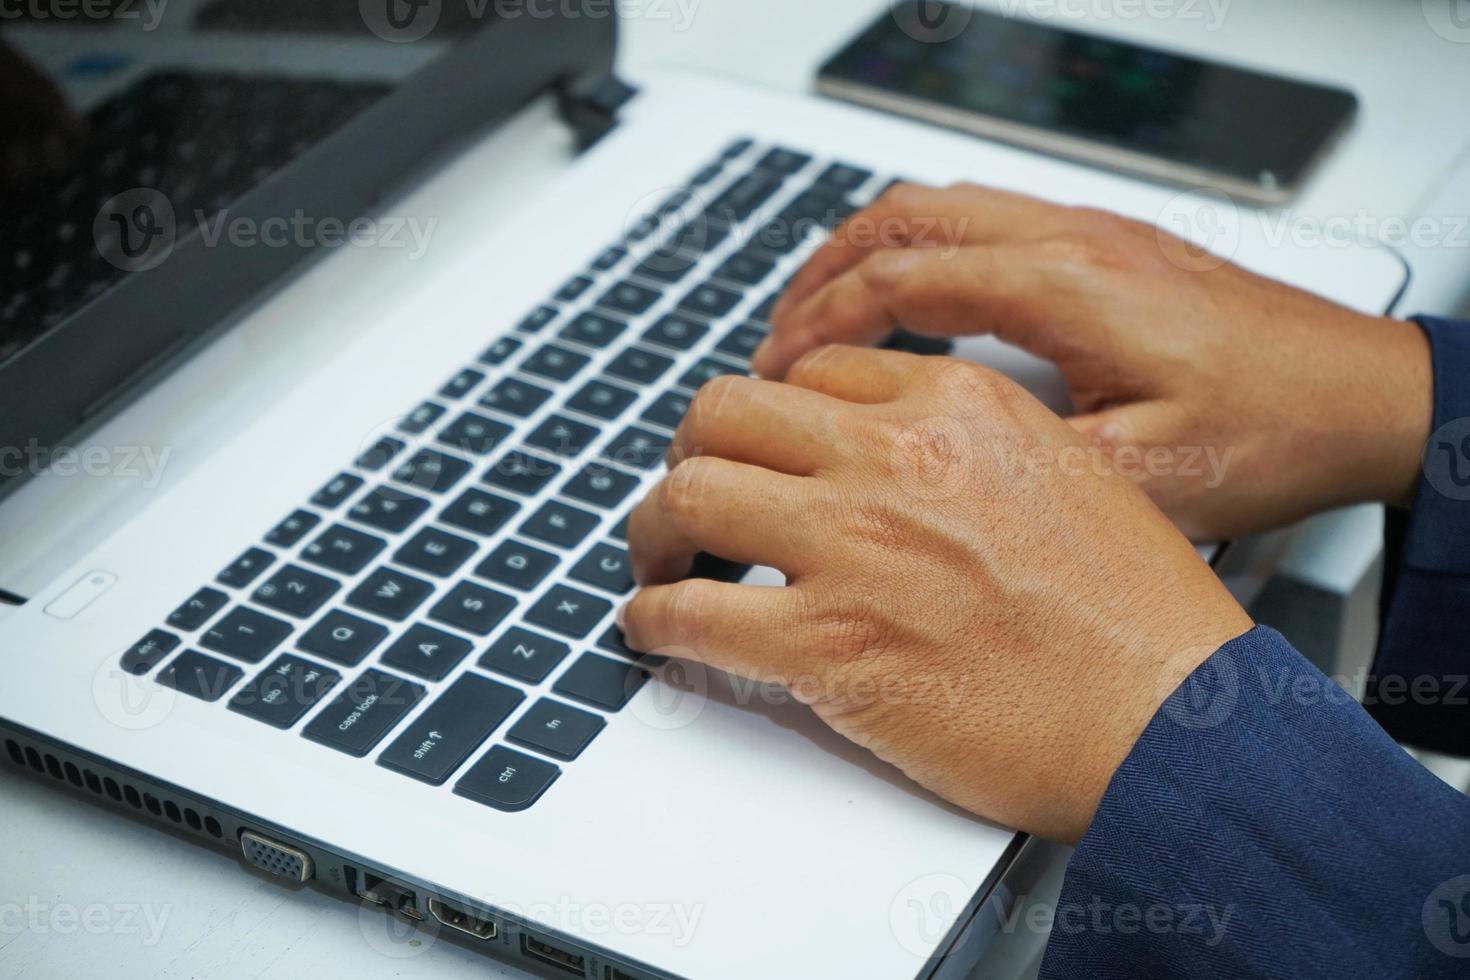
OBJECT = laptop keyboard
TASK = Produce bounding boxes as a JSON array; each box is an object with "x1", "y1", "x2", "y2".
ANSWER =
[{"x1": 122, "y1": 138, "x2": 943, "y2": 813}]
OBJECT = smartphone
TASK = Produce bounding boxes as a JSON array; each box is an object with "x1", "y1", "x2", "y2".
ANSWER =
[{"x1": 817, "y1": 2, "x2": 1358, "y2": 204}]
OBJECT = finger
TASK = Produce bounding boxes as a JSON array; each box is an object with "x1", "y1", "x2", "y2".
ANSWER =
[
  {"x1": 629, "y1": 456, "x2": 818, "y2": 585},
  {"x1": 756, "y1": 240, "x2": 1106, "y2": 381},
  {"x1": 774, "y1": 182, "x2": 1118, "y2": 324},
  {"x1": 619, "y1": 580, "x2": 805, "y2": 684},
  {"x1": 783, "y1": 344, "x2": 926, "y2": 404},
  {"x1": 669, "y1": 374, "x2": 849, "y2": 475}
]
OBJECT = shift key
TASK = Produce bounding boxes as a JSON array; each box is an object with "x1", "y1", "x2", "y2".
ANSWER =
[
  {"x1": 377, "y1": 674, "x2": 524, "y2": 785},
  {"x1": 303, "y1": 669, "x2": 426, "y2": 757}
]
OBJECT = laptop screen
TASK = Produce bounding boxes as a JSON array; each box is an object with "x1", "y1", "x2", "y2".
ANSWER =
[{"x1": 0, "y1": 0, "x2": 483, "y2": 366}]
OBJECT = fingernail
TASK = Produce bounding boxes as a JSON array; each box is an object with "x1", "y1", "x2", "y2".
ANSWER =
[
  {"x1": 751, "y1": 339, "x2": 773, "y2": 378},
  {"x1": 615, "y1": 600, "x2": 629, "y2": 631}
]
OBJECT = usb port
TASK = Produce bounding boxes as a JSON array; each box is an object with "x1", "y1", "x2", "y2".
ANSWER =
[{"x1": 521, "y1": 935, "x2": 586, "y2": 975}]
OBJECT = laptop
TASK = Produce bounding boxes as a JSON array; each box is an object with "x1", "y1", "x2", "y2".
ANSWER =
[{"x1": 0, "y1": 4, "x2": 1408, "y2": 979}]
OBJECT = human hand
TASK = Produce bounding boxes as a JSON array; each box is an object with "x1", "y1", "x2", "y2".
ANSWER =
[
  {"x1": 620, "y1": 348, "x2": 1254, "y2": 843},
  {"x1": 756, "y1": 183, "x2": 1433, "y2": 541}
]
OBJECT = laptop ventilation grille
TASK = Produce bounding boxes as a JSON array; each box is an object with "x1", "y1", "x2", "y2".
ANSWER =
[{"x1": 3, "y1": 734, "x2": 226, "y2": 841}]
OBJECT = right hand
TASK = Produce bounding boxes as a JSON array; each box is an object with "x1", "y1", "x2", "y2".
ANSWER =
[{"x1": 756, "y1": 183, "x2": 1434, "y2": 542}]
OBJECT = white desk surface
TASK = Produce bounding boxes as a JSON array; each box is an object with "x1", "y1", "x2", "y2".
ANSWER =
[{"x1": 4, "y1": 2, "x2": 1470, "y2": 978}]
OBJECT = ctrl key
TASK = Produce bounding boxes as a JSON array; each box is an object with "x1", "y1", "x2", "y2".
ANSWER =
[
  {"x1": 456, "y1": 747, "x2": 560, "y2": 813},
  {"x1": 302, "y1": 669, "x2": 426, "y2": 758}
]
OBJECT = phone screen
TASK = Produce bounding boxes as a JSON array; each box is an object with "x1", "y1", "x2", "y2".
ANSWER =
[{"x1": 819, "y1": 2, "x2": 1357, "y2": 196}]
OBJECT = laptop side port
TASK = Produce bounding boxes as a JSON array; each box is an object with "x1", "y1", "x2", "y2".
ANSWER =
[
  {"x1": 521, "y1": 935, "x2": 587, "y2": 975},
  {"x1": 360, "y1": 872, "x2": 423, "y2": 920},
  {"x1": 605, "y1": 968, "x2": 640, "y2": 980},
  {"x1": 239, "y1": 831, "x2": 313, "y2": 883},
  {"x1": 428, "y1": 897, "x2": 498, "y2": 941}
]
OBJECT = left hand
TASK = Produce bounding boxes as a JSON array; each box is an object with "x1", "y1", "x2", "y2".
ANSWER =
[{"x1": 621, "y1": 346, "x2": 1253, "y2": 844}]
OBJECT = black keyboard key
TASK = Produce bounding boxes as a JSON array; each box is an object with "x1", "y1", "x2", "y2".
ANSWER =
[
  {"x1": 199, "y1": 606, "x2": 292, "y2": 663},
  {"x1": 346, "y1": 567, "x2": 433, "y2": 621},
  {"x1": 517, "y1": 305, "x2": 558, "y2": 334},
  {"x1": 440, "y1": 367, "x2": 485, "y2": 400},
  {"x1": 438, "y1": 412, "x2": 513, "y2": 457},
  {"x1": 311, "y1": 473, "x2": 364, "y2": 509},
  {"x1": 158, "y1": 650, "x2": 244, "y2": 703},
  {"x1": 602, "y1": 426, "x2": 672, "y2": 472},
  {"x1": 749, "y1": 292, "x2": 780, "y2": 324},
  {"x1": 478, "y1": 377, "x2": 553, "y2": 419},
  {"x1": 475, "y1": 540, "x2": 558, "y2": 591},
  {"x1": 508, "y1": 699, "x2": 606, "y2": 761},
  {"x1": 633, "y1": 251, "x2": 701, "y2": 285},
  {"x1": 560, "y1": 311, "x2": 628, "y2": 349},
  {"x1": 641, "y1": 390, "x2": 692, "y2": 430},
  {"x1": 713, "y1": 250, "x2": 776, "y2": 287},
  {"x1": 381, "y1": 624, "x2": 473, "y2": 681},
  {"x1": 598, "y1": 623, "x2": 641, "y2": 659},
  {"x1": 520, "y1": 500, "x2": 599, "y2": 549},
  {"x1": 299, "y1": 610, "x2": 388, "y2": 667},
  {"x1": 229, "y1": 655, "x2": 341, "y2": 729},
  {"x1": 562, "y1": 464, "x2": 640, "y2": 510},
  {"x1": 349, "y1": 485, "x2": 431, "y2": 534},
  {"x1": 394, "y1": 526, "x2": 476, "y2": 577},
  {"x1": 455, "y1": 746, "x2": 560, "y2": 812},
  {"x1": 479, "y1": 336, "x2": 522, "y2": 367},
  {"x1": 479, "y1": 627, "x2": 570, "y2": 683},
  {"x1": 399, "y1": 402, "x2": 447, "y2": 436},
  {"x1": 217, "y1": 547, "x2": 275, "y2": 588},
  {"x1": 553, "y1": 653, "x2": 648, "y2": 711},
  {"x1": 566, "y1": 379, "x2": 637, "y2": 421},
  {"x1": 816, "y1": 162, "x2": 873, "y2": 192},
  {"x1": 716, "y1": 323, "x2": 768, "y2": 362},
  {"x1": 265, "y1": 509, "x2": 320, "y2": 548},
  {"x1": 570, "y1": 544, "x2": 634, "y2": 595},
  {"x1": 691, "y1": 162, "x2": 722, "y2": 185},
  {"x1": 882, "y1": 329, "x2": 956, "y2": 358},
  {"x1": 484, "y1": 450, "x2": 562, "y2": 496},
  {"x1": 167, "y1": 587, "x2": 228, "y2": 631},
  {"x1": 526, "y1": 415, "x2": 600, "y2": 459},
  {"x1": 392, "y1": 449, "x2": 472, "y2": 495},
  {"x1": 721, "y1": 137, "x2": 753, "y2": 160},
  {"x1": 303, "y1": 669, "x2": 426, "y2": 757},
  {"x1": 252, "y1": 566, "x2": 340, "y2": 618},
  {"x1": 642, "y1": 314, "x2": 709, "y2": 352},
  {"x1": 525, "y1": 585, "x2": 613, "y2": 640},
  {"x1": 303, "y1": 524, "x2": 386, "y2": 575},
  {"x1": 440, "y1": 488, "x2": 520, "y2": 536},
  {"x1": 555, "y1": 275, "x2": 594, "y2": 302},
  {"x1": 707, "y1": 172, "x2": 783, "y2": 225},
  {"x1": 120, "y1": 629, "x2": 180, "y2": 675},
  {"x1": 430, "y1": 581, "x2": 516, "y2": 636},
  {"x1": 606, "y1": 346, "x2": 674, "y2": 385},
  {"x1": 609, "y1": 511, "x2": 631, "y2": 542},
  {"x1": 356, "y1": 436, "x2": 406, "y2": 472},
  {"x1": 378, "y1": 674, "x2": 524, "y2": 785},
  {"x1": 677, "y1": 356, "x2": 746, "y2": 393},
  {"x1": 522, "y1": 343, "x2": 590, "y2": 383},
  {"x1": 591, "y1": 245, "x2": 627, "y2": 272},
  {"x1": 756, "y1": 147, "x2": 811, "y2": 175},
  {"x1": 596, "y1": 281, "x2": 660, "y2": 317},
  {"x1": 678, "y1": 282, "x2": 743, "y2": 320}
]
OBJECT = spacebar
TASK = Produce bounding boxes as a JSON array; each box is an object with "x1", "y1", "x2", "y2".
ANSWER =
[{"x1": 376, "y1": 674, "x2": 524, "y2": 785}]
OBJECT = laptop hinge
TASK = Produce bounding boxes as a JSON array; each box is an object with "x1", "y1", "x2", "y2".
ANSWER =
[{"x1": 556, "y1": 74, "x2": 639, "y2": 153}]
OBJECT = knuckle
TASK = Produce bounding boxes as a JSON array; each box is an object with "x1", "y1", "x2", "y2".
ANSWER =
[
  {"x1": 660, "y1": 457, "x2": 718, "y2": 523},
  {"x1": 786, "y1": 344, "x2": 842, "y2": 386},
  {"x1": 928, "y1": 357, "x2": 1003, "y2": 401},
  {"x1": 877, "y1": 181, "x2": 924, "y2": 214},
  {"x1": 663, "y1": 581, "x2": 713, "y2": 640},
  {"x1": 683, "y1": 373, "x2": 744, "y2": 440},
  {"x1": 808, "y1": 604, "x2": 890, "y2": 665},
  {"x1": 1039, "y1": 233, "x2": 1126, "y2": 275}
]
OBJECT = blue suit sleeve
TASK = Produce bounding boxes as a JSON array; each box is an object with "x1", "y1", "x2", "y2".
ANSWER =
[
  {"x1": 1039, "y1": 626, "x2": 1470, "y2": 979},
  {"x1": 1368, "y1": 316, "x2": 1470, "y2": 754}
]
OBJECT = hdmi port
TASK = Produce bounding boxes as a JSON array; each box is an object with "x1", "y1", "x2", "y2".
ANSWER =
[
  {"x1": 428, "y1": 898, "x2": 498, "y2": 941},
  {"x1": 522, "y1": 934, "x2": 586, "y2": 975}
]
